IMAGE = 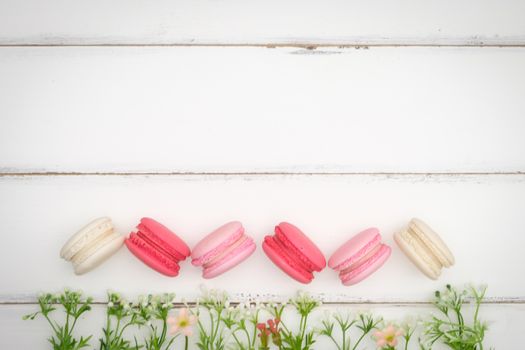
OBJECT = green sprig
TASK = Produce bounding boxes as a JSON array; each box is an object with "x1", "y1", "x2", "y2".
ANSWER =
[{"x1": 23, "y1": 289, "x2": 93, "y2": 350}]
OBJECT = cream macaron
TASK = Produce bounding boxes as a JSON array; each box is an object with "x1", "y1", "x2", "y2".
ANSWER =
[
  {"x1": 60, "y1": 217, "x2": 125, "y2": 275},
  {"x1": 394, "y1": 218, "x2": 454, "y2": 280}
]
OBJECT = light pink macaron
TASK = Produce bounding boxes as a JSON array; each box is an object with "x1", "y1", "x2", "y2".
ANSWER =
[
  {"x1": 191, "y1": 221, "x2": 256, "y2": 279},
  {"x1": 328, "y1": 228, "x2": 391, "y2": 286}
]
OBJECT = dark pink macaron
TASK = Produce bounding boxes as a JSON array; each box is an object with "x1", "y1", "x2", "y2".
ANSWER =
[
  {"x1": 328, "y1": 228, "x2": 391, "y2": 285},
  {"x1": 125, "y1": 217, "x2": 191, "y2": 277},
  {"x1": 262, "y1": 222, "x2": 326, "y2": 284}
]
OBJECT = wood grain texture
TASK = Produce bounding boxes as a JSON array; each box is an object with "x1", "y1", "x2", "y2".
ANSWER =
[
  {"x1": 1, "y1": 174, "x2": 524, "y2": 302},
  {"x1": 1, "y1": 0, "x2": 525, "y2": 46},
  {"x1": 3, "y1": 303, "x2": 524, "y2": 349},
  {"x1": 1, "y1": 47, "x2": 525, "y2": 173}
]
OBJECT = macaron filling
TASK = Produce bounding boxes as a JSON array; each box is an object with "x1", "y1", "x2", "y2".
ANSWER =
[
  {"x1": 274, "y1": 226, "x2": 319, "y2": 272},
  {"x1": 398, "y1": 229, "x2": 442, "y2": 276},
  {"x1": 263, "y1": 235, "x2": 313, "y2": 280},
  {"x1": 408, "y1": 222, "x2": 451, "y2": 267},
  {"x1": 202, "y1": 235, "x2": 250, "y2": 269},
  {"x1": 340, "y1": 244, "x2": 390, "y2": 283},
  {"x1": 332, "y1": 233, "x2": 382, "y2": 272},
  {"x1": 191, "y1": 226, "x2": 244, "y2": 266},
  {"x1": 338, "y1": 243, "x2": 382, "y2": 276},
  {"x1": 61, "y1": 219, "x2": 113, "y2": 260},
  {"x1": 71, "y1": 231, "x2": 119, "y2": 266},
  {"x1": 264, "y1": 236, "x2": 314, "y2": 281},
  {"x1": 203, "y1": 236, "x2": 255, "y2": 272},
  {"x1": 127, "y1": 233, "x2": 180, "y2": 271},
  {"x1": 135, "y1": 223, "x2": 186, "y2": 262}
]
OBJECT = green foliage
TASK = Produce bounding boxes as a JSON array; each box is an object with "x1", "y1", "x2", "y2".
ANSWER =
[
  {"x1": 135, "y1": 293, "x2": 179, "y2": 350},
  {"x1": 195, "y1": 287, "x2": 228, "y2": 350},
  {"x1": 23, "y1": 289, "x2": 93, "y2": 350},
  {"x1": 319, "y1": 311, "x2": 382, "y2": 350},
  {"x1": 99, "y1": 292, "x2": 144, "y2": 350},
  {"x1": 23, "y1": 284, "x2": 489, "y2": 350},
  {"x1": 277, "y1": 291, "x2": 321, "y2": 350},
  {"x1": 423, "y1": 284, "x2": 488, "y2": 350}
]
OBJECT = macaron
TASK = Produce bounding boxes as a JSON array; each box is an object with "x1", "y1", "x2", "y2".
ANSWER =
[
  {"x1": 262, "y1": 222, "x2": 326, "y2": 284},
  {"x1": 328, "y1": 228, "x2": 391, "y2": 286},
  {"x1": 191, "y1": 221, "x2": 256, "y2": 279},
  {"x1": 60, "y1": 217, "x2": 125, "y2": 275},
  {"x1": 394, "y1": 218, "x2": 454, "y2": 280},
  {"x1": 125, "y1": 217, "x2": 190, "y2": 277}
]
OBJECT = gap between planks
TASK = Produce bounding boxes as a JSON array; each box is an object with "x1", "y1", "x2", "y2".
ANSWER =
[
  {"x1": 1, "y1": 172, "x2": 524, "y2": 177},
  {"x1": 2, "y1": 299, "x2": 525, "y2": 306},
  {"x1": 1, "y1": 43, "x2": 525, "y2": 49}
]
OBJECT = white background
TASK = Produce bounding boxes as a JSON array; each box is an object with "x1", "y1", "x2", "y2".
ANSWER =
[{"x1": 1, "y1": 0, "x2": 524, "y2": 348}]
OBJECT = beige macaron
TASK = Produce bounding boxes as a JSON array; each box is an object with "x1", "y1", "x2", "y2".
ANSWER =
[
  {"x1": 60, "y1": 217, "x2": 124, "y2": 275},
  {"x1": 394, "y1": 218, "x2": 455, "y2": 280}
]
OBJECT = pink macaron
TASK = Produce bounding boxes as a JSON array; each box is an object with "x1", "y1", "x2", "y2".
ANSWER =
[
  {"x1": 125, "y1": 217, "x2": 191, "y2": 277},
  {"x1": 262, "y1": 222, "x2": 326, "y2": 284},
  {"x1": 328, "y1": 228, "x2": 391, "y2": 286},
  {"x1": 191, "y1": 221, "x2": 256, "y2": 279}
]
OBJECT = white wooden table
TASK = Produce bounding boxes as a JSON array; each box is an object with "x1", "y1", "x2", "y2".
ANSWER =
[{"x1": 1, "y1": 1, "x2": 524, "y2": 348}]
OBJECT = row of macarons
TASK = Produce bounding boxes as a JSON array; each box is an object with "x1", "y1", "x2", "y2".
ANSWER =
[{"x1": 60, "y1": 217, "x2": 455, "y2": 285}]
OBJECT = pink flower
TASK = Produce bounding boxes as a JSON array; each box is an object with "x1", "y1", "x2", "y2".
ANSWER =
[
  {"x1": 374, "y1": 324, "x2": 403, "y2": 348},
  {"x1": 167, "y1": 308, "x2": 197, "y2": 337}
]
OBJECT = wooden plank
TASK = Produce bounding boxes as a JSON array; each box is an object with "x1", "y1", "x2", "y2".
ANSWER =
[
  {"x1": 3, "y1": 303, "x2": 523, "y2": 348},
  {"x1": 1, "y1": 0, "x2": 525, "y2": 45},
  {"x1": 0, "y1": 174, "x2": 524, "y2": 302},
  {"x1": 1, "y1": 47, "x2": 525, "y2": 173}
]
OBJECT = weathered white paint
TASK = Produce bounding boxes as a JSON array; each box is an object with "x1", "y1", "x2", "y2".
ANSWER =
[
  {"x1": 1, "y1": 47, "x2": 525, "y2": 173},
  {"x1": 1, "y1": 5, "x2": 524, "y2": 346},
  {"x1": 1, "y1": 0, "x2": 525, "y2": 45},
  {"x1": 2, "y1": 303, "x2": 523, "y2": 349},
  {"x1": 0, "y1": 174, "x2": 524, "y2": 303}
]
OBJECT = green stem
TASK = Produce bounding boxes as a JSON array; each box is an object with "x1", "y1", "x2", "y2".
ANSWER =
[
  {"x1": 104, "y1": 313, "x2": 111, "y2": 347},
  {"x1": 300, "y1": 314, "x2": 308, "y2": 345},
  {"x1": 351, "y1": 332, "x2": 367, "y2": 350},
  {"x1": 65, "y1": 309, "x2": 70, "y2": 338},
  {"x1": 209, "y1": 310, "x2": 216, "y2": 346},
  {"x1": 212, "y1": 309, "x2": 222, "y2": 348},
  {"x1": 242, "y1": 327, "x2": 251, "y2": 347},
  {"x1": 251, "y1": 310, "x2": 259, "y2": 348},
  {"x1": 341, "y1": 324, "x2": 346, "y2": 350},
  {"x1": 159, "y1": 317, "x2": 167, "y2": 347},
  {"x1": 118, "y1": 321, "x2": 134, "y2": 340},
  {"x1": 231, "y1": 331, "x2": 244, "y2": 348},
  {"x1": 184, "y1": 336, "x2": 188, "y2": 350},
  {"x1": 43, "y1": 314, "x2": 59, "y2": 335},
  {"x1": 327, "y1": 334, "x2": 342, "y2": 350}
]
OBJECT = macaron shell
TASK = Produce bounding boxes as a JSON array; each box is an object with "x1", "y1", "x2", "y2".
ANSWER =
[
  {"x1": 277, "y1": 222, "x2": 326, "y2": 271},
  {"x1": 203, "y1": 239, "x2": 256, "y2": 279},
  {"x1": 410, "y1": 218, "x2": 455, "y2": 267},
  {"x1": 60, "y1": 217, "x2": 113, "y2": 260},
  {"x1": 340, "y1": 244, "x2": 391, "y2": 286},
  {"x1": 140, "y1": 217, "x2": 190, "y2": 258},
  {"x1": 74, "y1": 234, "x2": 125, "y2": 275},
  {"x1": 125, "y1": 234, "x2": 181, "y2": 277},
  {"x1": 262, "y1": 236, "x2": 313, "y2": 284},
  {"x1": 191, "y1": 221, "x2": 244, "y2": 261},
  {"x1": 328, "y1": 228, "x2": 381, "y2": 270},
  {"x1": 394, "y1": 230, "x2": 441, "y2": 280}
]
